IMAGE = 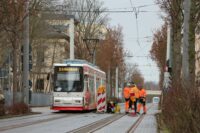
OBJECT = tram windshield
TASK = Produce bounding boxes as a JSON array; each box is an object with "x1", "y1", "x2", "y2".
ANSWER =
[{"x1": 54, "y1": 66, "x2": 83, "y2": 92}]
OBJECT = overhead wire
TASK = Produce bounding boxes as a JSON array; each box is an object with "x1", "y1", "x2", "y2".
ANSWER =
[
  {"x1": 129, "y1": 0, "x2": 141, "y2": 47},
  {"x1": 38, "y1": 9, "x2": 160, "y2": 13},
  {"x1": 108, "y1": 4, "x2": 158, "y2": 10}
]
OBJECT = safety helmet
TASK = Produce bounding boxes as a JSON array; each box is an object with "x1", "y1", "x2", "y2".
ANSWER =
[
  {"x1": 137, "y1": 83, "x2": 143, "y2": 89},
  {"x1": 130, "y1": 82, "x2": 135, "y2": 86},
  {"x1": 127, "y1": 82, "x2": 131, "y2": 86}
]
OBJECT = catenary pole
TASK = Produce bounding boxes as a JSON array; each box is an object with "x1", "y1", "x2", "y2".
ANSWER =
[
  {"x1": 163, "y1": 23, "x2": 172, "y2": 91},
  {"x1": 182, "y1": 0, "x2": 191, "y2": 87},
  {"x1": 70, "y1": 17, "x2": 74, "y2": 60},
  {"x1": 22, "y1": 0, "x2": 29, "y2": 105},
  {"x1": 115, "y1": 67, "x2": 119, "y2": 98}
]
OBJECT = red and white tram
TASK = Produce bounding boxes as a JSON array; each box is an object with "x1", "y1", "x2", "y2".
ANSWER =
[{"x1": 51, "y1": 59, "x2": 106, "y2": 111}]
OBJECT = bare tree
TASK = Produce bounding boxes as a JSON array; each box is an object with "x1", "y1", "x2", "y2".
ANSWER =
[
  {"x1": 188, "y1": 0, "x2": 200, "y2": 88},
  {"x1": 150, "y1": 23, "x2": 167, "y2": 88},
  {"x1": 156, "y1": 0, "x2": 183, "y2": 85},
  {"x1": 63, "y1": 0, "x2": 108, "y2": 61},
  {"x1": 0, "y1": 0, "x2": 54, "y2": 102},
  {"x1": 0, "y1": 0, "x2": 26, "y2": 103},
  {"x1": 95, "y1": 26, "x2": 125, "y2": 98},
  {"x1": 125, "y1": 63, "x2": 144, "y2": 85},
  {"x1": 156, "y1": 0, "x2": 200, "y2": 88}
]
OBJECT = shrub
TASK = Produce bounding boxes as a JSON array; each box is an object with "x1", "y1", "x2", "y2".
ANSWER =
[
  {"x1": 7, "y1": 102, "x2": 31, "y2": 115},
  {"x1": 0, "y1": 104, "x2": 5, "y2": 116},
  {"x1": 162, "y1": 84, "x2": 200, "y2": 133}
]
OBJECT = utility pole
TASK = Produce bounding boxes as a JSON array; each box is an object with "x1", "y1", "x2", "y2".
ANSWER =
[
  {"x1": 107, "y1": 66, "x2": 111, "y2": 98},
  {"x1": 8, "y1": 51, "x2": 11, "y2": 92},
  {"x1": 22, "y1": 0, "x2": 29, "y2": 105},
  {"x1": 115, "y1": 66, "x2": 118, "y2": 98},
  {"x1": 182, "y1": 0, "x2": 191, "y2": 87},
  {"x1": 70, "y1": 17, "x2": 74, "y2": 60},
  {"x1": 164, "y1": 23, "x2": 172, "y2": 91}
]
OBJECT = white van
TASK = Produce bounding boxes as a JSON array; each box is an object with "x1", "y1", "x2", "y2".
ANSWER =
[{"x1": 152, "y1": 97, "x2": 160, "y2": 104}]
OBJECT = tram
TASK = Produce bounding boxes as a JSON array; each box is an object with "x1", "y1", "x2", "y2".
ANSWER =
[{"x1": 51, "y1": 59, "x2": 106, "y2": 111}]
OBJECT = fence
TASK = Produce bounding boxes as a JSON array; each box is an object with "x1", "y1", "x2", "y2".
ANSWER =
[{"x1": 3, "y1": 91, "x2": 52, "y2": 107}]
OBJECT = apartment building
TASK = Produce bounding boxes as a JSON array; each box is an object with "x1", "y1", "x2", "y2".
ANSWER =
[{"x1": 31, "y1": 13, "x2": 73, "y2": 93}]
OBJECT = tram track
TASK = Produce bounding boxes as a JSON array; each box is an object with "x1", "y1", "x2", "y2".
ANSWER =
[
  {"x1": 0, "y1": 113, "x2": 78, "y2": 132},
  {"x1": 0, "y1": 104, "x2": 155, "y2": 132},
  {"x1": 67, "y1": 113, "x2": 126, "y2": 133},
  {"x1": 126, "y1": 104, "x2": 154, "y2": 133},
  {"x1": 67, "y1": 104, "x2": 154, "y2": 133},
  {"x1": 126, "y1": 114, "x2": 145, "y2": 133}
]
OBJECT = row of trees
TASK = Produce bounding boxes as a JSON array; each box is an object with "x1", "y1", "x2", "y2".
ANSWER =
[
  {"x1": 150, "y1": 0, "x2": 200, "y2": 132},
  {"x1": 0, "y1": 0, "x2": 55, "y2": 102},
  {"x1": 0, "y1": 0, "x2": 145, "y2": 103}
]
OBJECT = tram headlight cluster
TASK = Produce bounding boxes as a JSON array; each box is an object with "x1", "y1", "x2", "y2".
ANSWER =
[
  {"x1": 55, "y1": 87, "x2": 62, "y2": 92},
  {"x1": 53, "y1": 97, "x2": 82, "y2": 105},
  {"x1": 75, "y1": 100, "x2": 81, "y2": 103}
]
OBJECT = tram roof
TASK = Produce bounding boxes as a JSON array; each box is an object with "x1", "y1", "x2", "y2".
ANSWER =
[
  {"x1": 54, "y1": 59, "x2": 105, "y2": 74},
  {"x1": 63, "y1": 59, "x2": 97, "y2": 67}
]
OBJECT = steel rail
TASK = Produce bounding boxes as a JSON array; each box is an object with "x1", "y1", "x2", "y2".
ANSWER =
[
  {"x1": 67, "y1": 113, "x2": 126, "y2": 133},
  {"x1": 126, "y1": 104, "x2": 154, "y2": 133},
  {"x1": 0, "y1": 114, "x2": 77, "y2": 132}
]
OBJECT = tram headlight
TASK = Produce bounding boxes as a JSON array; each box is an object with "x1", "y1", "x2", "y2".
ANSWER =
[
  {"x1": 75, "y1": 100, "x2": 81, "y2": 103},
  {"x1": 54, "y1": 99, "x2": 60, "y2": 102},
  {"x1": 55, "y1": 87, "x2": 62, "y2": 92}
]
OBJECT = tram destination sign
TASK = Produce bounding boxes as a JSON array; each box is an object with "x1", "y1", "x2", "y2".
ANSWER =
[{"x1": 56, "y1": 67, "x2": 79, "y2": 72}]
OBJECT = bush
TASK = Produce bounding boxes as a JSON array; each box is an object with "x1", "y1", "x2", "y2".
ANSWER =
[
  {"x1": 6, "y1": 102, "x2": 31, "y2": 115},
  {"x1": 0, "y1": 104, "x2": 5, "y2": 116},
  {"x1": 162, "y1": 84, "x2": 200, "y2": 133}
]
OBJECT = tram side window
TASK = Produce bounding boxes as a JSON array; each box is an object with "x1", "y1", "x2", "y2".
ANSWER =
[
  {"x1": 101, "y1": 79, "x2": 106, "y2": 86},
  {"x1": 96, "y1": 78, "x2": 100, "y2": 90},
  {"x1": 84, "y1": 75, "x2": 89, "y2": 91},
  {"x1": 89, "y1": 76, "x2": 95, "y2": 103},
  {"x1": 89, "y1": 77, "x2": 94, "y2": 91}
]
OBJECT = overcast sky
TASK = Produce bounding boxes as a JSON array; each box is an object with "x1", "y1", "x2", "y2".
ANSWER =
[
  {"x1": 102, "y1": 0, "x2": 164, "y2": 83},
  {"x1": 58, "y1": 0, "x2": 164, "y2": 83}
]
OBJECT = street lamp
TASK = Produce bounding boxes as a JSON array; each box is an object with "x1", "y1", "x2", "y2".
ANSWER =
[{"x1": 116, "y1": 51, "x2": 133, "y2": 99}]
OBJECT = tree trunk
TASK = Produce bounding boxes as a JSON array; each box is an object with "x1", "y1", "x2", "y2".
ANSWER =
[
  {"x1": 12, "y1": 42, "x2": 18, "y2": 104},
  {"x1": 188, "y1": 0, "x2": 196, "y2": 89},
  {"x1": 171, "y1": 20, "x2": 182, "y2": 86}
]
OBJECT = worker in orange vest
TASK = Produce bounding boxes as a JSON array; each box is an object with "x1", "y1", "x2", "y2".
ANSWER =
[
  {"x1": 129, "y1": 82, "x2": 139, "y2": 115},
  {"x1": 137, "y1": 84, "x2": 147, "y2": 114},
  {"x1": 123, "y1": 82, "x2": 131, "y2": 114}
]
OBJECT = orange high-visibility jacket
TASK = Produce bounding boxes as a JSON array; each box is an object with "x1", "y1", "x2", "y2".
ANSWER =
[
  {"x1": 139, "y1": 88, "x2": 146, "y2": 98},
  {"x1": 130, "y1": 86, "x2": 139, "y2": 102},
  {"x1": 123, "y1": 87, "x2": 130, "y2": 99}
]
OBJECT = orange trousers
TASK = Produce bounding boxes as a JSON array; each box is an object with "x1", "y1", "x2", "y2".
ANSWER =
[{"x1": 137, "y1": 102, "x2": 146, "y2": 113}]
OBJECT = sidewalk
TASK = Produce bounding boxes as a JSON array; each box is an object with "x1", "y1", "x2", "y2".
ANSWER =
[
  {"x1": 134, "y1": 104, "x2": 159, "y2": 133},
  {"x1": 31, "y1": 106, "x2": 53, "y2": 115},
  {"x1": 94, "y1": 103, "x2": 159, "y2": 133}
]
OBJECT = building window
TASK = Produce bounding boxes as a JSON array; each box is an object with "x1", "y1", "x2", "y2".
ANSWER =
[
  {"x1": 37, "y1": 50, "x2": 44, "y2": 63},
  {"x1": 36, "y1": 79, "x2": 44, "y2": 92}
]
